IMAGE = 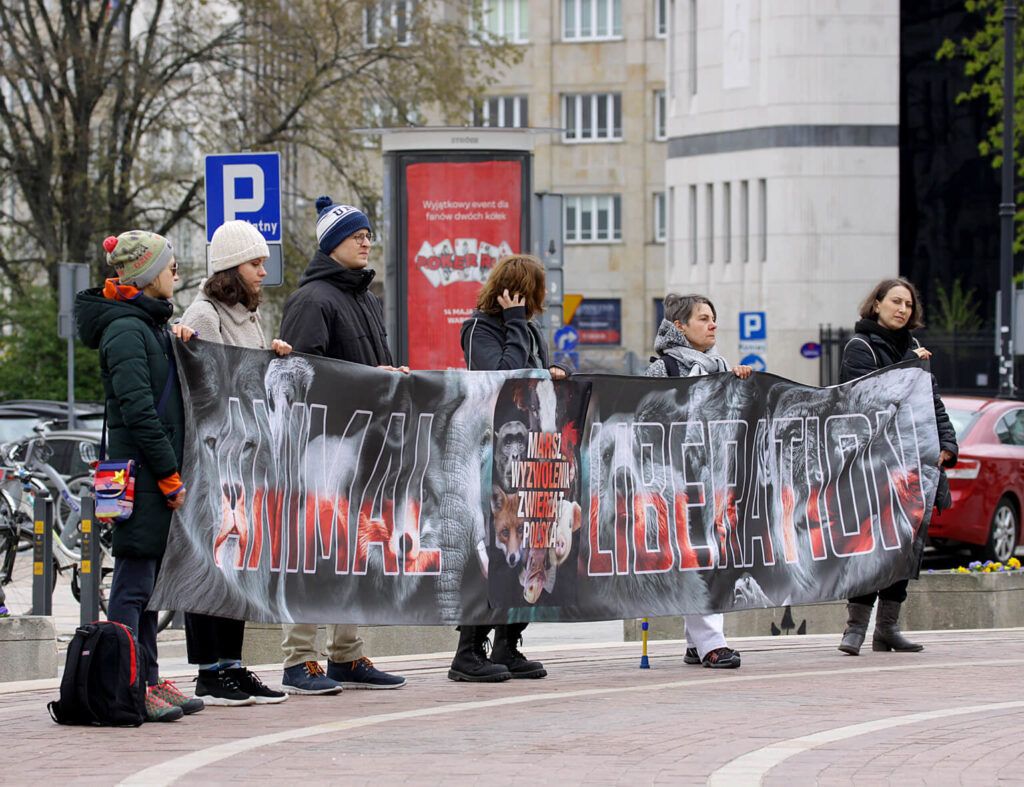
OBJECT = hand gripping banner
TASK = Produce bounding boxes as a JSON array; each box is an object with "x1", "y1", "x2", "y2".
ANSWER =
[{"x1": 150, "y1": 340, "x2": 941, "y2": 624}]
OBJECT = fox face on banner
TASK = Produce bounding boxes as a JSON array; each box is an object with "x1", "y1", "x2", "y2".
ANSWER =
[{"x1": 151, "y1": 341, "x2": 940, "y2": 625}]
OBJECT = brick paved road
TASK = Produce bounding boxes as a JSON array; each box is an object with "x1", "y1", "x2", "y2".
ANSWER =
[{"x1": 4, "y1": 629, "x2": 1023, "y2": 785}]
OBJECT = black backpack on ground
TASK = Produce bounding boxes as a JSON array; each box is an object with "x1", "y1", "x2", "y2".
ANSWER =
[{"x1": 48, "y1": 620, "x2": 146, "y2": 726}]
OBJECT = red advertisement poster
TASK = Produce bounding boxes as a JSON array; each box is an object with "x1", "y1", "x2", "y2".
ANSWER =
[{"x1": 405, "y1": 160, "x2": 522, "y2": 369}]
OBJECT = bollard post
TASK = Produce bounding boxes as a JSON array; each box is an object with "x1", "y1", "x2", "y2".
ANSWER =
[
  {"x1": 79, "y1": 495, "x2": 100, "y2": 625},
  {"x1": 639, "y1": 618, "x2": 650, "y2": 669},
  {"x1": 31, "y1": 493, "x2": 54, "y2": 616}
]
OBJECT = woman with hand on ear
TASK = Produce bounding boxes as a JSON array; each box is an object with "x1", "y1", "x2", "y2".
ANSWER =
[{"x1": 450, "y1": 253, "x2": 572, "y2": 683}]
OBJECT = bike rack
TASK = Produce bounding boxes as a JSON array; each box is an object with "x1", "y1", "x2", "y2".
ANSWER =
[
  {"x1": 78, "y1": 495, "x2": 100, "y2": 625},
  {"x1": 31, "y1": 493, "x2": 54, "y2": 615}
]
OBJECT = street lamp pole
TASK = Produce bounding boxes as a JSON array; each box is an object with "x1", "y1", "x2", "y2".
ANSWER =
[{"x1": 999, "y1": 0, "x2": 1017, "y2": 397}]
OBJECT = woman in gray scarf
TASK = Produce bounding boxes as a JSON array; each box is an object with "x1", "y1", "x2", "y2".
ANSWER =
[
  {"x1": 645, "y1": 292, "x2": 751, "y2": 668},
  {"x1": 647, "y1": 293, "x2": 752, "y2": 380}
]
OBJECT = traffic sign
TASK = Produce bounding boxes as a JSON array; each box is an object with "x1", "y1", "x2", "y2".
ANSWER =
[
  {"x1": 554, "y1": 324, "x2": 580, "y2": 352},
  {"x1": 205, "y1": 152, "x2": 283, "y2": 286},
  {"x1": 739, "y1": 311, "x2": 766, "y2": 341},
  {"x1": 205, "y1": 153, "x2": 281, "y2": 240},
  {"x1": 563, "y1": 294, "x2": 584, "y2": 325},
  {"x1": 741, "y1": 353, "x2": 767, "y2": 371},
  {"x1": 801, "y1": 342, "x2": 822, "y2": 359}
]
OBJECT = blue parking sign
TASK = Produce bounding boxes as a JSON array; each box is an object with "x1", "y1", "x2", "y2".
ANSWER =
[
  {"x1": 739, "y1": 311, "x2": 766, "y2": 341},
  {"x1": 205, "y1": 153, "x2": 281, "y2": 242}
]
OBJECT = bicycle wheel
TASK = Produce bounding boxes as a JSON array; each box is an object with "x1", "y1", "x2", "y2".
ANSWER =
[
  {"x1": 0, "y1": 488, "x2": 46, "y2": 593},
  {"x1": 56, "y1": 474, "x2": 93, "y2": 549},
  {"x1": 78, "y1": 519, "x2": 114, "y2": 614}
]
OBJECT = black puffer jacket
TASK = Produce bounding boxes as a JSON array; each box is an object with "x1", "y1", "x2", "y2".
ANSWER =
[
  {"x1": 279, "y1": 250, "x2": 392, "y2": 365},
  {"x1": 841, "y1": 318, "x2": 958, "y2": 509},
  {"x1": 75, "y1": 286, "x2": 185, "y2": 558},
  {"x1": 459, "y1": 306, "x2": 572, "y2": 373}
]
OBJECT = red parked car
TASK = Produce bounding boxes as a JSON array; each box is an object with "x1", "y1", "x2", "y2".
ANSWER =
[{"x1": 929, "y1": 396, "x2": 1024, "y2": 563}]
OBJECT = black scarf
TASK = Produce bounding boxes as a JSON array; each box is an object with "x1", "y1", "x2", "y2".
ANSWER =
[{"x1": 855, "y1": 317, "x2": 912, "y2": 362}]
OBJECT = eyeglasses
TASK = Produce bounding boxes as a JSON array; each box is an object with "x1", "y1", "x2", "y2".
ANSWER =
[{"x1": 349, "y1": 232, "x2": 373, "y2": 245}]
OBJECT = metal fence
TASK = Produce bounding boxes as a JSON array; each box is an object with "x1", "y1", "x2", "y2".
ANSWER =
[{"x1": 818, "y1": 325, "x2": 1024, "y2": 397}]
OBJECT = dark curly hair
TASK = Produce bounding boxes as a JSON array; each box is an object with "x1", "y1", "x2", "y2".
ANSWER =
[
  {"x1": 203, "y1": 266, "x2": 261, "y2": 311},
  {"x1": 476, "y1": 254, "x2": 547, "y2": 318}
]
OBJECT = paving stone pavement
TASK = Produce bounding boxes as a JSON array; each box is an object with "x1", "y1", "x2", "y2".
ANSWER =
[{"x1": 4, "y1": 628, "x2": 1024, "y2": 785}]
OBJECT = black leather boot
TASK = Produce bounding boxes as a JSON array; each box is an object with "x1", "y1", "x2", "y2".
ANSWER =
[
  {"x1": 838, "y1": 602, "x2": 873, "y2": 655},
  {"x1": 491, "y1": 623, "x2": 547, "y2": 679},
  {"x1": 448, "y1": 626, "x2": 512, "y2": 682},
  {"x1": 872, "y1": 599, "x2": 923, "y2": 652}
]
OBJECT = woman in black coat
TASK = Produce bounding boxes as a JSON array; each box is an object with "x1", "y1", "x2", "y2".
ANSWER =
[
  {"x1": 837, "y1": 277, "x2": 958, "y2": 656},
  {"x1": 449, "y1": 254, "x2": 571, "y2": 683}
]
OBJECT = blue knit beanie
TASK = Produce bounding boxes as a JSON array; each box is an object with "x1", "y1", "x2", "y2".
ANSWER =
[{"x1": 314, "y1": 196, "x2": 371, "y2": 253}]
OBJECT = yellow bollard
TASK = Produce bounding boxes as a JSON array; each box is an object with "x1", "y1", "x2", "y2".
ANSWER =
[{"x1": 640, "y1": 618, "x2": 650, "y2": 669}]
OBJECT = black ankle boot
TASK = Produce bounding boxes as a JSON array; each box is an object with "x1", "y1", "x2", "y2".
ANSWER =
[
  {"x1": 872, "y1": 599, "x2": 923, "y2": 652},
  {"x1": 448, "y1": 626, "x2": 512, "y2": 682},
  {"x1": 838, "y1": 602, "x2": 873, "y2": 655},
  {"x1": 490, "y1": 624, "x2": 547, "y2": 679}
]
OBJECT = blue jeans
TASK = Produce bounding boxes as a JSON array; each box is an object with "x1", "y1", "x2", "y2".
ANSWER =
[{"x1": 106, "y1": 556, "x2": 161, "y2": 686}]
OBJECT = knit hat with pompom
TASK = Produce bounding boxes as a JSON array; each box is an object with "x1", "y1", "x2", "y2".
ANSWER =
[
  {"x1": 314, "y1": 196, "x2": 371, "y2": 254},
  {"x1": 103, "y1": 231, "x2": 173, "y2": 288}
]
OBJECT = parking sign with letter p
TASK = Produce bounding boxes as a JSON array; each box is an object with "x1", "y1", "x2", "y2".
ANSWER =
[
  {"x1": 205, "y1": 152, "x2": 281, "y2": 242},
  {"x1": 205, "y1": 152, "x2": 284, "y2": 286}
]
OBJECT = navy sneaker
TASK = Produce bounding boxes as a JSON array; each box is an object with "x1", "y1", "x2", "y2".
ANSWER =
[
  {"x1": 282, "y1": 661, "x2": 343, "y2": 695},
  {"x1": 327, "y1": 657, "x2": 406, "y2": 689},
  {"x1": 702, "y1": 647, "x2": 741, "y2": 669},
  {"x1": 683, "y1": 647, "x2": 701, "y2": 665}
]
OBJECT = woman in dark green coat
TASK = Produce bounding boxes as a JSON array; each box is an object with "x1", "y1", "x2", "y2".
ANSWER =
[{"x1": 76, "y1": 230, "x2": 202, "y2": 723}]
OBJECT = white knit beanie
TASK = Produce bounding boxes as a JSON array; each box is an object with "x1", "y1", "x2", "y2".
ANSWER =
[{"x1": 208, "y1": 220, "x2": 270, "y2": 273}]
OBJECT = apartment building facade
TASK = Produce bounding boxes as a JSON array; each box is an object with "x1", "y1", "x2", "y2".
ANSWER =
[
  {"x1": 664, "y1": 0, "x2": 901, "y2": 384},
  {"x1": 477, "y1": 0, "x2": 669, "y2": 371}
]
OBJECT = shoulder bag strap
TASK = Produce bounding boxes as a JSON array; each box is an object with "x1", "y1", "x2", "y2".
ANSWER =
[{"x1": 154, "y1": 329, "x2": 177, "y2": 419}]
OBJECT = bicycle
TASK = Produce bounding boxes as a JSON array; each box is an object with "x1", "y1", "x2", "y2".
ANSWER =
[
  {"x1": 0, "y1": 430, "x2": 104, "y2": 608},
  {"x1": 0, "y1": 428, "x2": 176, "y2": 630}
]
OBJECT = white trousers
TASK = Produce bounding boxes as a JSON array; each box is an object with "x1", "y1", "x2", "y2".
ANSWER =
[{"x1": 683, "y1": 613, "x2": 727, "y2": 658}]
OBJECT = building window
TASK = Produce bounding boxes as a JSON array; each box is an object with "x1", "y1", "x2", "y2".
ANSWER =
[
  {"x1": 365, "y1": 1, "x2": 414, "y2": 45},
  {"x1": 656, "y1": 0, "x2": 668, "y2": 37},
  {"x1": 688, "y1": 184, "x2": 697, "y2": 264},
  {"x1": 563, "y1": 0, "x2": 622, "y2": 41},
  {"x1": 473, "y1": 95, "x2": 528, "y2": 128},
  {"x1": 705, "y1": 183, "x2": 714, "y2": 263},
  {"x1": 740, "y1": 179, "x2": 750, "y2": 262},
  {"x1": 654, "y1": 89, "x2": 666, "y2": 140},
  {"x1": 722, "y1": 182, "x2": 732, "y2": 263},
  {"x1": 481, "y1": 0, "x2": 529, "y2": 43},
  {"x1": 688, "y1": 0, "x2": 697, "y2": 95},
  {"x1": 758, "y1": 178, "x2": 767, "y2": 262},
  {"x1": 565, "y1": 195, "x2": 622, "y2": 243},
  {"x1": 562, "y1": 93, "x2": 622, "y2": 142},
  {"x1": 654, "y1": 192, "x2": 666, "y2": 243}
]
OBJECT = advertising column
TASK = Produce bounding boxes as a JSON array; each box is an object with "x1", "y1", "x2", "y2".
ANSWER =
[
  {"x1": 405, "y1": 160, "x2": 523, "y2": 368},
  {"x1": 383, "y1": 129, "x2": 534, "y2": 369}
]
